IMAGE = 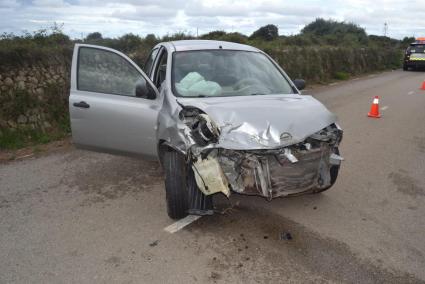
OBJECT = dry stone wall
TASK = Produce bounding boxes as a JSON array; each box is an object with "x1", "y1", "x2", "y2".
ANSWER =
[{"x1": 0, "y1": 61, "x2": 70, "y2": 137}]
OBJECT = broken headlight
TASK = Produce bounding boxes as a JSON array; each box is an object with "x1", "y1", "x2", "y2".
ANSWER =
[{"x1": 192, "y1": 114, "x2": 220, "y2": 146}]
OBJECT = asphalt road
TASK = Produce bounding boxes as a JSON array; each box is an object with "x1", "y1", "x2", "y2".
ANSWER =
[{"x1": 1, "y1": 70, "x2": 425, "y2": 283}]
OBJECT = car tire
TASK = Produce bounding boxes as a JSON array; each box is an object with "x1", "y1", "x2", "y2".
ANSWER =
[
  {"x1": 163, "y1": 150, "x2": 189, "y2": 219},
  {"x1": 312, "y1": 147, "x2": 340, "y2": 194},
  {"x1": 403, "y1": 64, "x2": 408, "y2": 71}
]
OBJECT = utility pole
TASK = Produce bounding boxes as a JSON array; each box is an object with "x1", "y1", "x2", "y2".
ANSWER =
[{"x1": 383, "y1": 22, "x2": 388, "y2": 37}]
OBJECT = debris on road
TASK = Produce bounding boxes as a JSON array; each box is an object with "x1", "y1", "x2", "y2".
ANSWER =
[{"x1": 280, "y1": 232, "x2": 293, "y2": 241}]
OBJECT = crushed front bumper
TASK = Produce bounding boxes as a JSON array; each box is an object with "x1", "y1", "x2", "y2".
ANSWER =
[
  {"x1": 191, "y1": 124, "x2": 343, "y2": 200},
  {"x1": 405, "y1": 60, "x2": 425, "y2": 68},
  {"x1": 218, "y1": 143, "x2": 338, "y2": 199}
]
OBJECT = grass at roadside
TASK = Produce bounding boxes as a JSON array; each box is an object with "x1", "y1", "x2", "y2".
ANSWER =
[
  {"x1": 0, "y1": 111, "x2": 70, "y2": 150},
  {"x1": 0, "y1": 127, "x2": 69, "y2": 150},
  {"x1": 0, "y1": 136, "x2": 72, "y2": 163},
  {"x1": 334, "y1": 71, "x2": 350, "y2": 80}
]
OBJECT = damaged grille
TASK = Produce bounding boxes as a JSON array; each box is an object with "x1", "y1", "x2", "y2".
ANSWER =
[
  {"x1": 191, "y1": 123, "x2": 342, "y2": 200},
  {"x1": 219, "y1": 143, "x2": 331, "y2": 199}
]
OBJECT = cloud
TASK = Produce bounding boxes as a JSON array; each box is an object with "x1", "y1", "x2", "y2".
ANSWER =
[
  {"x1": 0, "y1": 0, "x2": 20, "y2": 8},
  {"x1": 32, "y1": 0, "x2": 68, "y2": 7},
  {"x1": 110, "y1": 4, "x2": 178, "y2": 20},
  {"x1": 0, "y1": 0, "x2": 424, "y2": 38}
]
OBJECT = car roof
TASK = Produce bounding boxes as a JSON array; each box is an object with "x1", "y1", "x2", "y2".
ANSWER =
[{"x1": 165, "y1": 40, "x2": 260, "y2": 52}]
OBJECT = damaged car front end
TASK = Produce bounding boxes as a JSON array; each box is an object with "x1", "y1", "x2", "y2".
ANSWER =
[
  {"x1": 159, "y1": 93, "x2": 343, "y2": 217},
  {"x1": 156, "y1": 43, "x2": 344, "y2": 219}
]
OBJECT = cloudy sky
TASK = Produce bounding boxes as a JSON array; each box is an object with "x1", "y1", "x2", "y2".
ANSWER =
[{"x1": 0, "y1": 0, "x2": 424, "y2": 39}]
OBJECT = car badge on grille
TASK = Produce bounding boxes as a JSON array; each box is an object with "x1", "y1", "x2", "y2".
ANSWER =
[{"x1": 280, "y1": 132, "x2": 292, "y2": 141}]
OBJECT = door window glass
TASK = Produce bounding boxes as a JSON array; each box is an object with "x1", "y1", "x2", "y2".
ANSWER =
[
  {"x1": 78, "y1": 47, "x2": 145, "y2": 97},
  {"x1": 154, "y1": 49, "x2": 168, "y2": 88},
  {"x1": 144, "y1": 47, "x2": 159, "y2": 75}
]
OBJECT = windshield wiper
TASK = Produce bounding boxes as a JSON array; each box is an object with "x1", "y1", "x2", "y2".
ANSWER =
[
  {"x1": 180, "y1": 94, "x2": 207, "y2": 98},
  {"x1": 249, "y1": 93, "x2": 268, "y2": 96}
]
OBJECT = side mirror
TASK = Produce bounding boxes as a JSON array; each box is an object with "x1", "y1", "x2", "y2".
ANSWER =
[
  {"x1": 135, "y1": 80, "x2": 156, "y2": 99},
  {"x1": 293, "y1": 79, "x2": 306, "y2": 91}
]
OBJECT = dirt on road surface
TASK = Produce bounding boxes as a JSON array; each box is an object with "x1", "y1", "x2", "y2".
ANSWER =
[{"x1": 1, "y1": 70, "x2": 425, "y2": 283}]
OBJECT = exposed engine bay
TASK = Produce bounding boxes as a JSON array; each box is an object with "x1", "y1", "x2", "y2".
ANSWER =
[{"x1": 180, "y1": 106, "x2": 343, "y2": 200}]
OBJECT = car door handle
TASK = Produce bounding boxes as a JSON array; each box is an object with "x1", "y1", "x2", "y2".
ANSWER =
[{"x1": 73, "y1": 101, "x2": 90, "y2": 108}]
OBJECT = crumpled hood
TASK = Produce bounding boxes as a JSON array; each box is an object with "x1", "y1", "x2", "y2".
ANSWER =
[{"x1": 177, "y1": 94, "x2": 337, "y2": 150}]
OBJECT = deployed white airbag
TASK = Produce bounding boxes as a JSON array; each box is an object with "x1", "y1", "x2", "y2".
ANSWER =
[{"x1": 176, "y1": 72, "x2": 222, "y2": 97}]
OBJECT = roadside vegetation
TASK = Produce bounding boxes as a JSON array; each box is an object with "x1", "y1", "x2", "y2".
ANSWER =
[{"x1": 0, "y1": 19, "x2": 415, "y2": 150}]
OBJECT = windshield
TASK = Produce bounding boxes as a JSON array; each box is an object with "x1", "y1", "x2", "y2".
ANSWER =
[
  {"x1": 172, "y1": 50, "x2": 294, "y2": 97},
  {"x1": 408, "y1": 45, "x2": 425, "y2": 53}
]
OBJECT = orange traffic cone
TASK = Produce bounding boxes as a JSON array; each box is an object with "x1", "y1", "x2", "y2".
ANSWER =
[
  {"x1": 368, "y1": 96, "x2": 381, "y2": 118},
  {"x1": 421, "y1": 81, "x2": 425, "y2": 90}
]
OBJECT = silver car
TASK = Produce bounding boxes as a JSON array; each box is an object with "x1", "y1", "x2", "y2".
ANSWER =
[{"x1": 69, "y1": 40, "x2": 343, "y2": 219}]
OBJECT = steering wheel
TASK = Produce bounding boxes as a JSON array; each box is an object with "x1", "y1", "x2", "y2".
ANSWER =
[
  {"x1": 234, "y1": 78, "x2": 263, "y2": 90},
  {"x1": 234, "y1": 77, "x2": 271, "y2": 94}
]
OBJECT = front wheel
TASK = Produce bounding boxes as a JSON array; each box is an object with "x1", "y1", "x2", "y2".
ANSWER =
[
  {"x1": 163, "y1": 150, "x2": 189, "y2": 219},
  {"x1": 403, "y1": 64, "x2": 408, "y2": 71}
]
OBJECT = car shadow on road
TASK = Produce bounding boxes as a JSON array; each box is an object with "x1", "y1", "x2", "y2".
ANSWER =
[{"x1": 184, "y1": 194, "x2": 423, "y2": 283}]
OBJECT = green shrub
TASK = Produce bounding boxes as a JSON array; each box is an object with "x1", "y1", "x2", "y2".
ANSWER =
[{"x1": 334, "y1": 71, "x2": 350, "y2": 80}]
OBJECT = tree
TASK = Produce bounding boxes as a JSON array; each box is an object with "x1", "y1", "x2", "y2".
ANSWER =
[
  {"x1": 302, "y1": 18, "x2": 366, "y2": 37},
  {"x1": 401, "y1": 36, "x2": 415, "y2": 46},
  {"x1": 116, "y1": 33, "x2": 142, "y2": 52},
  {"x1": 143, "y1": 34, "x2": 158, "y2": 46},
  {"x1": 200, "y1": 30, "x2": 227, "y2": 40},
  {"x1": 85, "y1": 32, "x2": 103, "y2": 41},
  {"x1": 250, "y1": 24, "x2": 279, "y2": 41},
  {"x1": 302, "y1": 18, "x2": 367, "y2": 45}
]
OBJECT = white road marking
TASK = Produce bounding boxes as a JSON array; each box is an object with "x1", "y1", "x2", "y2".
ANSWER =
[
  {"x1": 368, "y1": 74, "x2": 376, "y2": 78},
  {"x1": 329, "y1": 82, "x2": 339, "y2": 86},
  {"x1": 352, "y1": 78, "x2": 359, "y2": 81},
  {"x1": 164, "y1": 215, "x2": 202, "y2": 233},
  {"x1": 381, "y1": 106, "x2": 389, "y2": 111},
  {"x1": 408, "y1": 91, "x2": 415, "y2": 95},
  {"x1": 16, "y1": 154, "x2": 34, "y2": 160}
]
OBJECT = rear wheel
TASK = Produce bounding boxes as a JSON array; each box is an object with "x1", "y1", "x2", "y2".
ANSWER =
[{"x1": 163, "y1": 150, "x2": 189, "y2": 219}]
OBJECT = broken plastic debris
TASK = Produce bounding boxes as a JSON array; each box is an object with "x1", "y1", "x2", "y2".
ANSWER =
[
  {"x1": 192, "y1": 156, "x2": 230, "y2": 197},
  {"x1": 280, "y1": 232, "x2": 293, "y2": 240},
  {"x1": 329, "y1": 153, "x2": 344, "y2": 165},
  {"x1": 284, "y1": 148, "x2": 298, "y2": 163}
]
